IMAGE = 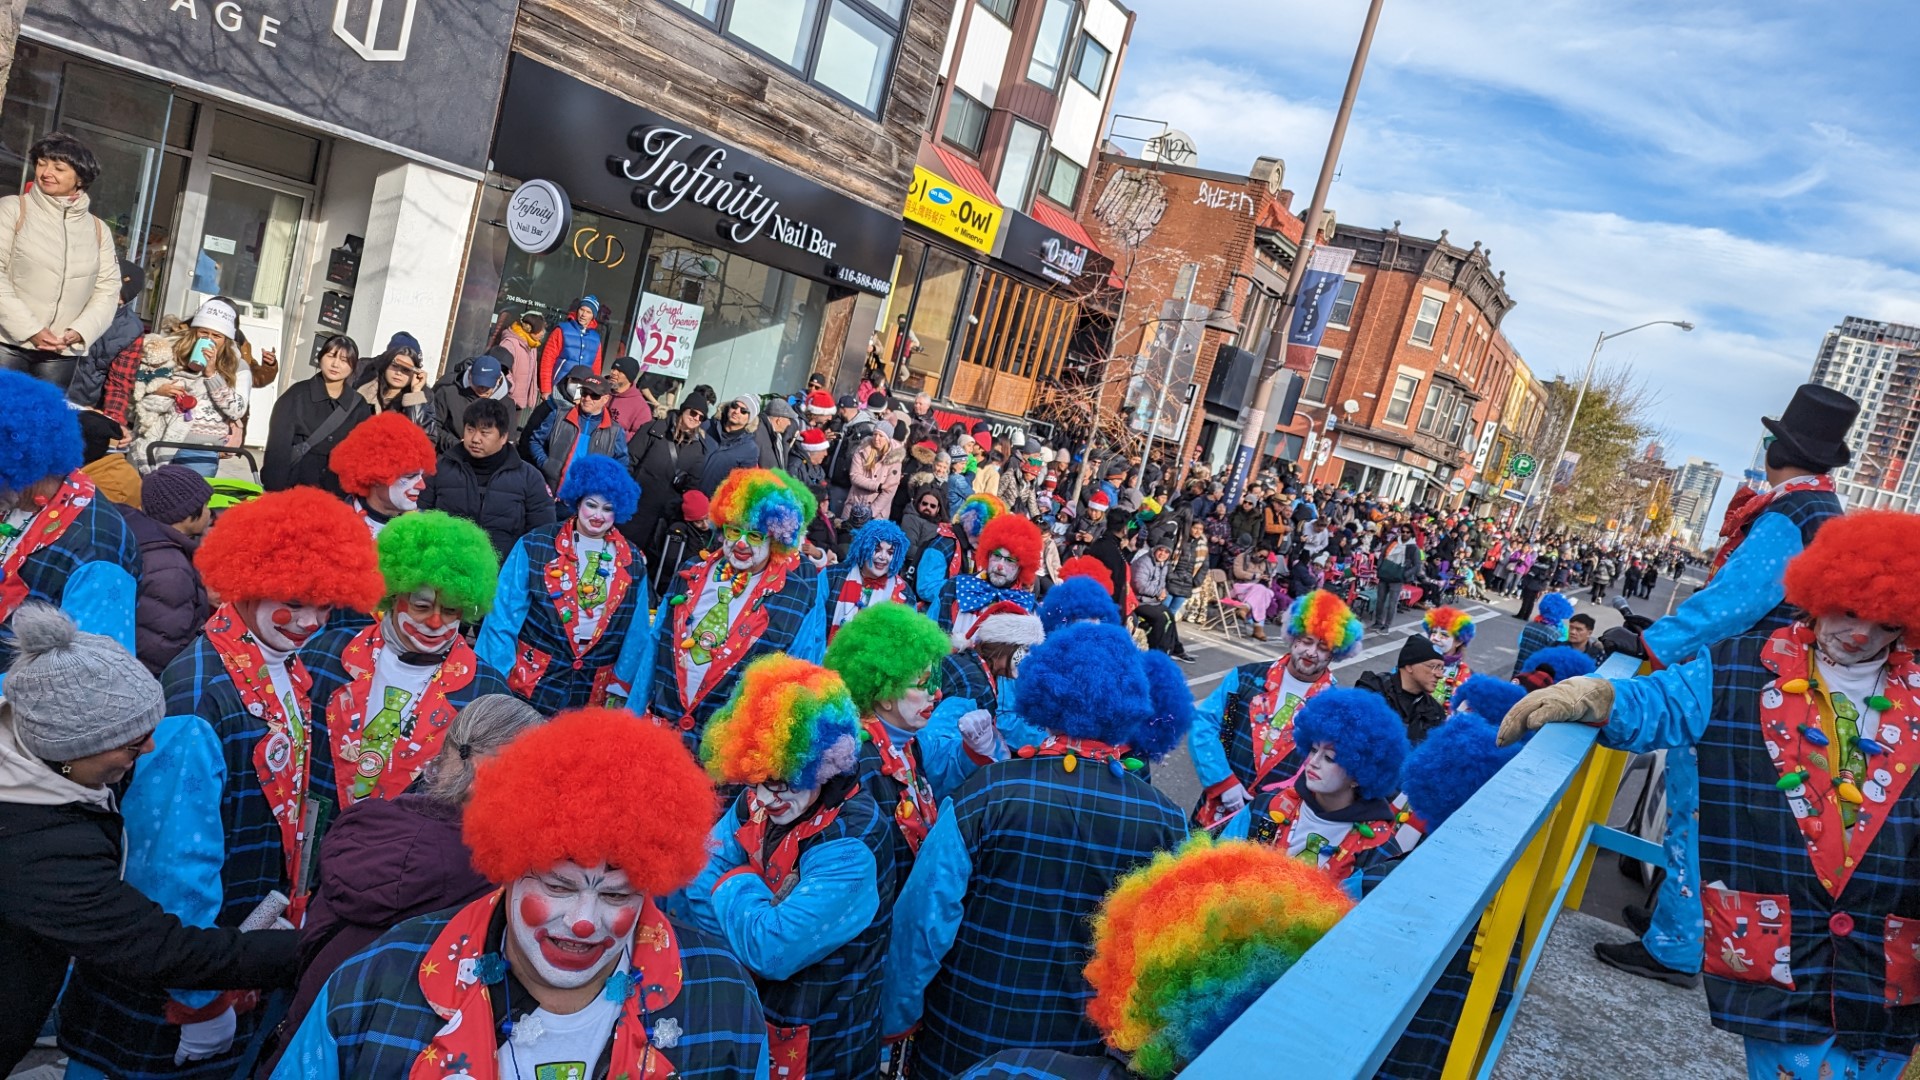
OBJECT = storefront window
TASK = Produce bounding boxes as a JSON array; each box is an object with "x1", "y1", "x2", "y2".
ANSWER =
[
  {"x1": 497, "y1": 205, "x2": 649, "y2": 342},
  {"x1": 195, "y1": 175, "x2": 303, "y2": 309},
  {"x1": 642, "y1": 234, "x2": 825, "y2": 402}
]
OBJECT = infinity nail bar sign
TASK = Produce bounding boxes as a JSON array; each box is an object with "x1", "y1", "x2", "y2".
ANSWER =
[{"x1": 492, "y1": 56, "x2": 903, "y2": 297}]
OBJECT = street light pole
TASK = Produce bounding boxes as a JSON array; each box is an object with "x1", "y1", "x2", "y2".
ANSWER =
[
  {"x1": 1531, "y1": 319, "x2": 1694, "y2": 532},
  {"x1": 1229, "y1": 0, "x2": 1386, "y2": 498}
]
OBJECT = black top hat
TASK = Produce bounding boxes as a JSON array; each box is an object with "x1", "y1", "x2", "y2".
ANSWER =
[{"x1": 1761, "y1": 384, "x2": 1859, "y2": 471}]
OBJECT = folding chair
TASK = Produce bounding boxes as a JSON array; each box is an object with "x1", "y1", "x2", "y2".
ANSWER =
[{"x1": 1200, "y1": 569, "x2": 1251, "y2": 640}]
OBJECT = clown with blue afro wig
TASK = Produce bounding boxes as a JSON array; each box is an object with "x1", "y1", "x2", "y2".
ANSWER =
[
  {"x1": 1218, "y1": 687, "x2": 1413, "y2": 890},
  {"x1": 1512, "y1": 591, "x2": 1576, "y2": 681},
  {"x1": 1514, "y1": 644, "x2": 1597, "y2": 692},
  {"x1": 825, "y1": 517, "x2": 914, "y2": 643},
  {"x1": 1038, "y1": 574, "x2": 1122, "y2": 632},
  {"x1": 0, "y1": 369, "x2": 82, "y2": 495},
  {"x1": 1401, "y1": 679, "x2": 1526, "y2": 832},
  {"x1": 557, "y1": 453, "x2": 640, "y2": 524}
]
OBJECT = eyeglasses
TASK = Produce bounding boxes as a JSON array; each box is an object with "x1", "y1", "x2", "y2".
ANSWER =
[{"x1": 721, "y1": 524, "x2": 768, "y2": 545}]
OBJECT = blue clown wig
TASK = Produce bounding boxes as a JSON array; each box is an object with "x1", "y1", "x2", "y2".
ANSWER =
[
  {"x1": 1401, "y1": 714, "x2": 1518, "y2": 829},
  {"x1": 0, "y1": 370, "x2": 82, "y2": 492},
  {"x1": 1524, "y1": 645, "x2": 1597, "y2": 684},
  {"x1": 557, "y1": 454, "x2": 640, "y2": 523},
  {"x1": 845, "y1": 518, "x2": 910, "y2": 576},
  {"x1": 1130, "y1": 650, "x2": 1196, "y2": 762},
  {"x1": 1290, "y1": 687, "x2": 1410, "y2": 801},
  {"x1": 1017, "y1": 621, "x2": 1151, "y2": 744},
  {"x1": 1535, "y1": 592, "x2": 1575, "y2": 631},
  {"x1": 1039, "y1": 575, "x2": 1123, "y2": 632},
  {"x1": 1449, "y1": 674, "x2": 1526, "y2": 728}
]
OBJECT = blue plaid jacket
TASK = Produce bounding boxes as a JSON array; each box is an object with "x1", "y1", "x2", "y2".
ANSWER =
[
  {"x1": 951, "y1": 1048, "x2": 1131, "y2": 1079},
  {"x1": 0, "y1": 487, "x2": 139, "y2": 674},
  {"x1": 647, "y1": 553, "x2": 825, "y2": 755},
  {"x1": 1187, "y1": 660, "x2": 1320, "y2": 816},
  {"x1": 886, "y1": 756, "x2": 1187, "y2": 1079},
  {"x1": 272, "y1": 903, "x2": 769, "y2": 1078}
]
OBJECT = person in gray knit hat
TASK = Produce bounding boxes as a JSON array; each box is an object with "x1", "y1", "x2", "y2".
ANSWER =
[{"x1": 0, "y1": 603, "x2": 296, "y2": 1072}]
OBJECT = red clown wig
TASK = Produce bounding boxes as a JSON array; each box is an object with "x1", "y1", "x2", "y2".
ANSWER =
[
  {"x1": 1059, "y1": 554, "x2": 1115, "y2": 593},
  {"x1": 463, "y1": 708, "x2": 717, "y2": 895},
  {"x1": 195, "y1": 487, "x2": 384, "y2": 610},
  {"x1": 1784, "y1": 510, "x2": 1920, "y2": 626},
  {"x1": 973, "y1": 513, "x2": 1043, "y2": 588},
  {"x1": 329, "y1": 412, "x2": 437, "y2": 497}
]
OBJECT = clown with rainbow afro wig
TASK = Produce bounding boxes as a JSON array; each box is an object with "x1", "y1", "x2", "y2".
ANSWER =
[
  {"x1": 0, "y1": 369, "x2": 140, "y2": 682},
  {"x1": 943, "y1": 511, "x2": 1044, "y2": 647},
  {"x1": 823, "y1": 516, "x2": 911, "y2": 644},
  {"x1": 646, "y1": 466, "x2": 829, "y2": 753},
  {"x1": 683, "y1": 654, "x2": 897, "y2": 1079},
  {"x1": 912, "y1": 491, "x2": 1005, "y2": 616},
  {"x1": 1512, "y1": 591, "x2": 1575, "y2": 683},
  {"x1": 305, "y1": 510, "x2": 511, "y2": 807},
  {"x1": 880, "y1": 620, "x2": 1189, "y2": 1076},
  {"x1": 328, "y1": 411, "x2": 437, "y2": 537},
  {"x1": 477, "y1": 453, "x2": 656, "y2": 714},
  {"x1": 1424, "y1": 605, "x2": 1477, "y2": 705},
  {"x1": 1219, "y1": 687, "x2": 1414, "y2": 893},
  {"x1": 1188, "y1": 589, "x2": 1362, "y2": 830},
  {"x1": 273, "y1": 707, "x2": 781, "y2": 1077}
]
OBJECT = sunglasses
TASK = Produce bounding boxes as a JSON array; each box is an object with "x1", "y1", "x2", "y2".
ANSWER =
[{"x1": 580, "y1": 390, "x2": 609, "y2": 400}]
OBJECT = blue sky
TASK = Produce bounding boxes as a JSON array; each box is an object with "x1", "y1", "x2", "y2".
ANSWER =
[{"x1": 1111, "y1": 0, "x2": 1920, "y2": 528}]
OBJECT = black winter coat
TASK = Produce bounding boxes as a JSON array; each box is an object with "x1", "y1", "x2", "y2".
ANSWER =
[
  {"x1": 0, "y1": 780, "x2": 296, "y2": 1071},
  {"x1": 125, "y1": 508, "x2": 208, "y2": 676},
  {"x1": 698, "y1": 424, "x2": 761, "y2": 495},
  {"x1": 623, "y1": 414, "x2": 708, "y2": 551},
  {"x1": 1355, "y1": 668, "x2": 1450, "y2": 745},
  {"x1": 1166, "y1": 537, "x2": 1208, "y2": 599},
  {"x1": 70, "y1": 301, "x2": 143, "y2": 409},
  {"x1": 261, "y1": 374, "x2": 372, "y2": 492},
  {"x1": 419, "y1": 445, "x2": 557, "y2": 561}
]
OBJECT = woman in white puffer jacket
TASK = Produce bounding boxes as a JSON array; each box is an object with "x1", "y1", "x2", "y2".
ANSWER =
[{"x1": 0, "y1": 133, "x2": 121, "y2": 391}]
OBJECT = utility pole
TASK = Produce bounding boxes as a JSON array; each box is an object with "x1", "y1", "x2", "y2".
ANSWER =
[{"x1": 1227, "y1": 0, "x2": 1386, "y2": 498}]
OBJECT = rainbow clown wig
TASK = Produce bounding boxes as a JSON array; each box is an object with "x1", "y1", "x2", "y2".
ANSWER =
[
  {"x1": 557, "y1": 453, "x2": 640, "y2": 523},
  {"x1": 1534, "y1": 592, "x2": 1575, "y2": 631},
  {"x1": 845, "y1": 517, "x2": 911, "y2": 577},
  {"x1": 1423, "y1": 605, "x2": 1476, "y2": 652},
  {"x1": 701, "y1": 655, "x2": 860, "y2": 789},
  {"x1": 710, "y1": 467, "x2": 817, "y2": 553},
  {"x1": 1290, "y1": 687, "x2": 1410, "y2": 801},
  {"x1": 1015, "y1": 621, "x2": 1152, "y2": 745},
  {"x1": 1085, "y1": 835, "x2": 1353, "y2": 1078},
  {"x1": 329, "y1": 412, "x2": 437, "y2": 497},
  {"x1": 1401, "y1": 680, "x2": 1527, "y2": 829},
  {"x1": 951, "y1": 492, "x2": 1005, "y2": 544},
  {"x1": 375, "y1": 510, "x2": 499, "y2": 620},
  {"x1": 1784, "y1": 510, "x2": 1920, "y2": 626},
  {"x1": 196, "y1": 487, "x2": 385, "y2": 611},
  {"x1": 464, "y1": 708, "x2": 716, "y2": 894},
  {"x1": 973, "y1": 513, "x2": 1043, "y2": 588},
  {"x1": 1038, "y1": 575, "x2": 1122, "y2": 632},
  {"x1": 824, "y1": 602, "x2": 951, "y2": 715},
  {"x1": 0, "y1": 370, "x2": 81, "y2": 492},
  {"x1": 1284, "y1": 589, "x2": 1364, "y2": 659}
]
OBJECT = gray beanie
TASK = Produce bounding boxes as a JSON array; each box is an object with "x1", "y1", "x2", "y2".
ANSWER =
[{"x1": 6, "y1": 603, "x2": 164, "y2": 761}]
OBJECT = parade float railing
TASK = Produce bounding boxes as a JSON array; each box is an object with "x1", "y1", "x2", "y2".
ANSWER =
[{"x1": 1185, "y1": 654, "x2": 1656, "y2": 1080}]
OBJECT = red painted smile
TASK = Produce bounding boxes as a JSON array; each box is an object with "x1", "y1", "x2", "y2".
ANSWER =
[{"x1": 534, "y1": 929, "x2": 614, "y2": 972}]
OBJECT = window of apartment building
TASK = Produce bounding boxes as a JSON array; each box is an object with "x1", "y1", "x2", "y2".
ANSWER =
[
  {"x1": 1385, "y1": 372, "x2": 1420, "y2": 425},
  {"x1": 1303, "y1": 352, "x2": 1337, "y2": 403},
  {"x1": 1410, "y1": 294, "x2": 1443, "y2": 346},
  {"x1": 1072, "y1": 33, "x2": 1111, "y2": 93},
  {"x1": 997, "y1": 119, "x2": 1046, "y2": 210},
  {"x1": 1417, "y1": 382, "x2": 1452, "y2": 434},
  {"x1": 1447, "y1": 400, "x2": 1473, "y2": 445},
  {"x1": 1027, "y1": 0, "x2": 1080, "y2": 88},
  {"x1": 667, "y1": 0, "x2": 903, "y2": 115},
  {"x1": 1040, "y1": 151, "x2": 1083, "y2": 206},
  {"x1": 978, "y1": 0, "x2": 1018, "y2": 22},
  {"x1": 942, "y1": 89, "x2": 989, "y2": 153},
  {"x1": 1328, "y1": 278, "x2": 1359, "y2": 327}
]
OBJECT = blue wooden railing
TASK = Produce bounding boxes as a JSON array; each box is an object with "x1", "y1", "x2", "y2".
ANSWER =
[{"x1": 1184, "y1": 654, "x2": 1656, "y2": 1079}]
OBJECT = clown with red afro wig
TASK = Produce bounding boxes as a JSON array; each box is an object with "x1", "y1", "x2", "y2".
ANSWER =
[
  {"x1": 328, "y1": 412, "x2": 436, "y2": 529},
  {"x1": 196, "y1": 486, "x2": 384, "y2": 612},
  {"x1": 946, "y1": 513, "x2": 1043, "y2": 646}
]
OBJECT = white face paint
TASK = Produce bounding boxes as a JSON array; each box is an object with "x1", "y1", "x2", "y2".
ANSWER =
[
  {"x1": 1428, "y1": 628, "x2": 1457, "y2": 655},
  {"x1": 985, "y1": 549, "x2": 1020, "y2": 588},
  {"x1": 576, "y1": 494, "x2": 616, "y2": 539},
  {"x1": 242, "y1": 598, "x2": 332, "y2": 652},
  {"x1": 723, "y1": 524, "x2": 773, "y2": 573},
  {"x1": 1302, "y1": 743, "x2": 1354, "y2": 796},
  {"x1": 1815, "y1": 613, "x2": 1902, "y2": 668},
  {"x1": 390, "y1": 588, "x2": 462, "y2": 654},
  {"x1": 867, "y1": 540, "x2": 895, "y2": 577},
  {"x1": 1287, "y1": 635, "x2": 1333, "y2": 681},
  {"x1": 750, "y1": 780, "x2": 820, "y2": 826},
  {"x1": 385, "y1": 472, "x2": 425, "y2": 513},
  {"x1": 877, "y1": 668, "x2": 940, "y2": 732},
  {"x1": 507, "y1": 862, "x2": 641, "y2": 990}
]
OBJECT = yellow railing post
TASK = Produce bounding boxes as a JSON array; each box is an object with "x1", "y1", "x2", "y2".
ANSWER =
[
  {"x1": 1438, "y1": 817, "x2": 1553, "y2": 1080},
  {"x1": 1564, "y1": 747, "x2": 1630, "y2": 911}
]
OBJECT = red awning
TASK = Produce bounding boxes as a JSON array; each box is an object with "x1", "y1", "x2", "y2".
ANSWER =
[
  {"x1": 1031, "y1": 200, "x2": 1104, "y2": 256},
  {"x1": 930, "y1": 145, "x2": 1001, "y2": 206}
]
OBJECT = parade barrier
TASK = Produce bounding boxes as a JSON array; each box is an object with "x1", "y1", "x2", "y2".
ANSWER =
[{"x1": 1186, "y1": 654, "x2": 1654, "y2": 1079}]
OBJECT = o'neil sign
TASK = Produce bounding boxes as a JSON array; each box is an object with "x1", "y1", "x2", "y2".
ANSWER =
[{"x1": 506, "y1": 180, "x2": 570, "y2": 255}]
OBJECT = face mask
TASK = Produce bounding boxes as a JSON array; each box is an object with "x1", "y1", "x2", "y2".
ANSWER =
[{"x1": 507, "y1": 862, "x2": 641, "y2": 989}]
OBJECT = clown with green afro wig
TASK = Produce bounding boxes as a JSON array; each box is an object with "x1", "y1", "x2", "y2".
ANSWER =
[
  {"x1": 304, "y1": 509, "x2": 513, "y2": 807},
  {"x1": 826, "y1": 602, "x2": 955, "y2": 878}
]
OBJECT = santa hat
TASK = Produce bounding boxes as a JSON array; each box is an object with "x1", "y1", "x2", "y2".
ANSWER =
[
  {"x1": 463, "y1": 708, "x2": 715, "y2": 894},
  {"x1": 700, "y1": 655, "x2": 860, "y2": 789},
  {"x1": 375, "y1": 510, "x2": 498, "y2": 620},
  {"x1": 799, "y1": 428, "x2": 831, "y2": 452},
  {"x1": 805, "y1": 390, "x2": 835, "y2": 417},
  {"x1": 196, "y1": 487, "x2": 384, "y2": 611},
  {"x1": 1087, "y1": 490, "x2": 1113, "y2": 514},
  {"x1": 329, "y1": 413, "x2": 436, "y2": 497},
  {"x1": 960, "y1": 599, "x2": 1046, "y2": 650},
  {"x1": 973, "y1": 514, "x2": 1043, "y2": 588}
]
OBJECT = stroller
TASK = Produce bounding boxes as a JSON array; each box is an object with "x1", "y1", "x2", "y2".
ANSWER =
[{"x1": 143, "y1": 442, "x2": 263, "y2": 516}]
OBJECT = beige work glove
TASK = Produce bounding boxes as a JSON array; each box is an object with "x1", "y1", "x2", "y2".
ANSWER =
[{"x1": 1497, "y1": 677, "x2": 1616, "y2": 746}]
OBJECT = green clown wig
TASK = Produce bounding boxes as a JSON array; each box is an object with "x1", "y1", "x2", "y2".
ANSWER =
[
  {"x1": 824, "y1": 602, "x2": 951, "y2": 715},
  {"x1": 375, "y1": 510, "x2": 500, "y2": 620},
  {"x1": 1085, "y1": 835, "x2": 1354, "y2": 1077}
]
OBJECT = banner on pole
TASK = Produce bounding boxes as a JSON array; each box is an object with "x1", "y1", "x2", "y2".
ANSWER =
[{"x1": 1283, "y1": 246, "x2": 1356, "y2": 371}]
